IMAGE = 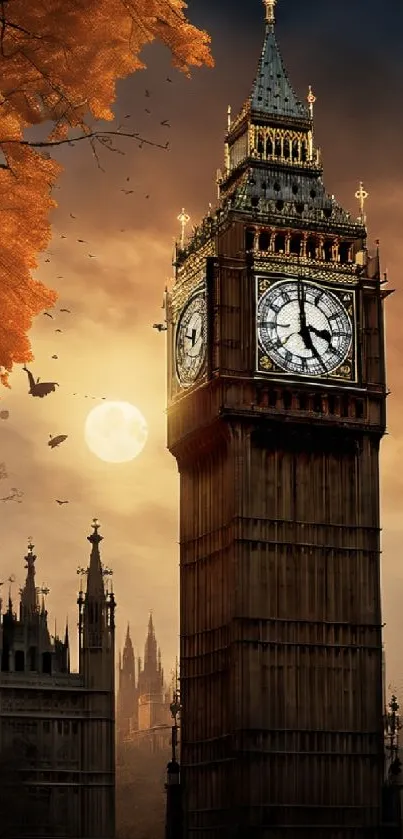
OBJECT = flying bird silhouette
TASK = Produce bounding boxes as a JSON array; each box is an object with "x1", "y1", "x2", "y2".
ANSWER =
[
  {"x1": 48, "y1": 434, "x2": 68, "y2": 449},
  {"x1": 145, "y1": 109, "x2": 151, "y2": 114},
  {"x1": 60, "y1": 234, "x2": 67, "y2": 239},
  {"x1": 160, "y1": 120, "x2": 170, "y2": 127},
  {"x1": 55, "y1": 329, "x2": 62, "y2": 333},
  {"x1": 88, "y1": 254, "x2": 96, "y2": 258},
  {"x1": 60, "y1": 308, "x2": 71, "y2": 313},
  {"x1": 70, "y1": 213, "x2": 76, "y2": 219},
  {"x1": 145, "y1": 89, "x2": 150, "y2": 97},
  {"x1": 166, "y1": 77, "x2": 172, "y2": 83},
  {"x1": 153, "y1": 323, "x2": 167, "y2": 333},
  {"x1": 51, "y1": 355, "x2": 58, "y2": 359},
  {"x1": 23, "y1": 367, "x2": 59, "y2": 398},
  {"x1": 121, "y1": 189, "x2": 134, "y2": 194},
  {"x1": 77, "y1": 239, "x2": 87, "y2": 243},
  {"x1": 43, "y1": 312, "x2": 53, "y2": 318},
  {"x1": 55, "y1": 499, "x2": 69, "y2": 505}
]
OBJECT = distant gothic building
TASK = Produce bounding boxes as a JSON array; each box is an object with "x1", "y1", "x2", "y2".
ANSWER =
[
  {"x1": 117, "y1": 614, "x2": 172, "y2": 751},
  {"x1": 0, "y1": 519, "x2": 116, "y2": 839}
]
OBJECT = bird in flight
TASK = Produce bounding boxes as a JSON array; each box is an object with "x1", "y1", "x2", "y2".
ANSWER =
[
  {"x1": 55, "y1": 499, "x2": 69, "y2": 505},
  {"x1": 60, "y1": 308, "x2": 71, "y2": 314},
  {"x1": 70, "y1": 213, "x2": 76, "y2": 219},
  {"x1": 48, "y1": 434, "x2": 68, "y2": 449},
  {"x1": 43, "y1": 312, "x2": 54, "y2": 318},
  {"x1": 51, "y1": 355, "x2": 58, "y2": 360},
  {"x1": 55, "y1": 329, "x2": 63, "y2": 333},
  {"x1": 23, "y1": 367, "x2": 59, "y2": 398},
  {"x1": 153, "y1": 323, "x2": 167, "y2": 333},
  {"x1": 161, "y1": 120, "x2": 171, "y2": 127}
]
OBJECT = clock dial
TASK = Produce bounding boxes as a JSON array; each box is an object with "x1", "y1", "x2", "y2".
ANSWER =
[
  {"x1": 175, "y1": 293, "x2": 207, "y2": 387},
  {"x1": 257, "y1": 279, "x2": 353, "y2": 377}
]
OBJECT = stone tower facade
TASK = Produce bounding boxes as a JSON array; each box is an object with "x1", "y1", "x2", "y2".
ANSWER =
[
  {"x1": 0, "y1": 519, "x2": 116, "y2": 838},
  {"x1": 166, "y1": 1, "x2": 388, "y2": 837}
]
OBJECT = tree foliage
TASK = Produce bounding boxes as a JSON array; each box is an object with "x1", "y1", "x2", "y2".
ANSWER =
[{"x1": 0, "y1": 0, "x2": 213, "y2": 386}]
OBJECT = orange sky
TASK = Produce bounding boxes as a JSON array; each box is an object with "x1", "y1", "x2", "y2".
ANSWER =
[{"x1": 1, "y1": 0, "x2": 403, "y2": 696}]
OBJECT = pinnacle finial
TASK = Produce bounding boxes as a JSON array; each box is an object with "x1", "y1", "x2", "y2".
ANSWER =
[
  {"x1": 177, "y1": 208, "x2": 190, "y2": 249},
  {"x1": 263, "y1": 0, "x2": 276, "y2": 24},
  {"x1": 92, "y1": 517, "x2": 100, "y2": 534},
  {"x1": 355, "y1": 181, "x2": 369, "y2": 225}
]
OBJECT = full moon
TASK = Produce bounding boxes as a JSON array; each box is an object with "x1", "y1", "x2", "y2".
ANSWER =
[{"x1": 84, "y1": 401, "x2": 148, "y2": 464}]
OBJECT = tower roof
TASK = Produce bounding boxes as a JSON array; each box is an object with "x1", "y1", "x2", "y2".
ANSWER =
[
  {"x1": 86, "y1": 518, "x2": 105, "y2": 598},
  {"x1": 250, "y1": 0, "x2": 309, "y2": 123},
  {"x1": 20, "y1": 540, "x2": 39, "y2": 617}
]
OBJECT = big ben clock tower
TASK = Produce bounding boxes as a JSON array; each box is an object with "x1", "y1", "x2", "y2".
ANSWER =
[{"x1": 166, "y1": 1, "x2": 387, "y2": 837}]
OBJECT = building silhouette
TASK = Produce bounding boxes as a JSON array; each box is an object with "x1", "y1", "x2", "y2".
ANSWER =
[
  {"x1": 0, "y1": 518, "x2": 115, "y2": 838},
  {"x1": 166, "y1": 0, "x2": 388, "y2": 836},
  {"x1": 116, "y1": 617, "x2": 172, "y2": 839},
  {"x1": 117, "y1": 614, "x2": 172, "y2": 749}
]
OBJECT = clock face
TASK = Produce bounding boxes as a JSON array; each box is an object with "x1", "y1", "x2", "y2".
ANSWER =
[
  {"x1": 175, "y1": 292, "x2": 207, "y2": 388},
  {"x1": 257, "y1": 279, "x2": 354, "y2": 378}
]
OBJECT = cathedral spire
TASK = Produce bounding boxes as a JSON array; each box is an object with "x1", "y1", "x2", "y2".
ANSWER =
[
  {"x1": 20, "y1": 540, "x2": 39, "y2": 619},
  {"x1": 250, "y1": 0, "x2": 309, "y2": 122},
  {"x1": 86, "y1": 518, "x2": 105, "y2": 598}
]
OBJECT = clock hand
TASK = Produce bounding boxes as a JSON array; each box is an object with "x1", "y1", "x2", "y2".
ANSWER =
[{"x1": 308, "y1": 324, "x2": 331, "y2": 343}]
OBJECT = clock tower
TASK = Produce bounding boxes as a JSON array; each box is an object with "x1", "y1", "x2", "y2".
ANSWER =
[{"x1": 166, "y1": 1, "x2": 387, "y2": 837}]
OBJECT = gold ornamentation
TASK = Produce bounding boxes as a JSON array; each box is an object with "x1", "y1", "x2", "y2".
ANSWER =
[
  {"x1": 260, "y1": 355, "x2": 273, "y2": 371},
  {"x1": 355, "y1": 182, "x2": 369, "y2": 224}
]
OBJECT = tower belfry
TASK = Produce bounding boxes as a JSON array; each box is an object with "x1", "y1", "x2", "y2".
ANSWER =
[{"x1": 166, "y1": 1, "x2": 387, "y2": 837}]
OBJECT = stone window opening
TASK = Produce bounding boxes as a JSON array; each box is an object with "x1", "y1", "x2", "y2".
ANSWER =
[
  {"x1": 292, "y1": 140, "x2": 299, "y2": 161},
  {"x1": 274, "y1": 233, "x2": 286, "y2": 254},
  {"x1": 301, "y1": 141, "x2": 307, "y2": 162},
  {"x1": 259, "y1": 231, "x2": 270, "y2": 252},
  {"x1": 274, "y1": 138, "x2": 281, "y2": 157},
  {"x1": 290, "y1": 234, "x2": 303, "y2": 257},
  {"x1": 42, "y1": 651, "x2": 52, "y2": 675},
  {"x1": 245, "y1": 227, "x2": 255, "y2": 251},
  {"x1": 306, "y1": 237, "x2": 317, "y2": 260},
  {"x1": 283, "y1": 139, "x2": 290, "y2": 160},
  {"x1": 339, "y1": 242, "x2": 351, "y2": 264},
  {"x1": 257, "y1": 133, "x2": 264, "y2": 156},
  {"x1": 266, "y1": 137, "x2": 273, "y2": 157},
  {"x1": 15, "y1": 650, "x2": 25, "y2": 672},
  {"x1": 323, "y1": 240, "x2": 333, "y2": 262},
  {"x1": 29, "y1": 645, "x2": 37, "y2": 671}
]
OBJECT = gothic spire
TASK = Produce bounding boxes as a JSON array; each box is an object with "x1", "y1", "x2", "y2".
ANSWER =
[
  {"x1": 20, "y1": 540, "x2": 39, "y2": 618},
  {"x1": 86, "y1": 518, "x2": 105, "y2": 598},
  {"x1": 250, "y1": 0, "x2": 309, "y2": 123}
]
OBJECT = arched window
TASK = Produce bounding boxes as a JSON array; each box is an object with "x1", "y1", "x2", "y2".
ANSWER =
[
  {"x1": 283, "y1": 139, "x2": 290, "y2": 159},
  {"x1": 257, "y1": 133, "x2": 264, "y2": 156},
  {"x1": 274, "y1": 138, "x2": 281, "y2": 158},
  {"x1": 259, "y1": 231, "x2": 270, "y2": 252},
  {"x1": 266, "y1": 136, "x2": 273, "y2": 157},
  {"x1": 301, "y1": 142, "x2": 307, "y2": 162},
  {"x1": 292, "y1": 140, "x2": 299, "y2": 161},
  {"x1": 42, "y1": 651, "x2": 52, "y2": 675},
  {"x1": 15, "y1": 650, "x2": 25, "y2": 672}
]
